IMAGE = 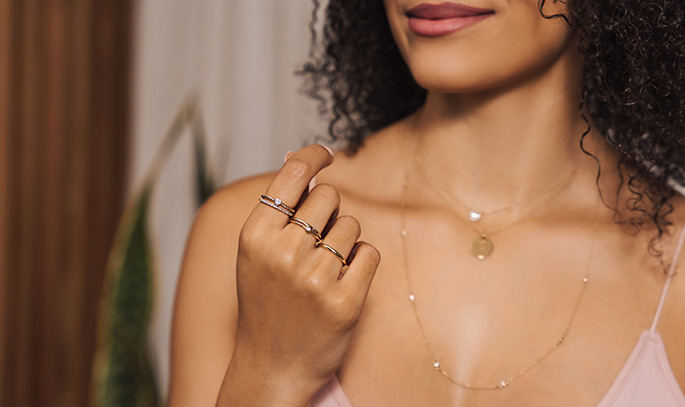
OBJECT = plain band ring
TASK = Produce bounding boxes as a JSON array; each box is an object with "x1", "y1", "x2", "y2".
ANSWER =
[
  {"x1": 316, "y1": 241, "x2": 348, "y2": 267},
  {"x1": 289, "y1": 217, "x2": 322, "y2": 242},
  {"x1": 259, "y1": 194, "x2": 295, "y2": 217}
]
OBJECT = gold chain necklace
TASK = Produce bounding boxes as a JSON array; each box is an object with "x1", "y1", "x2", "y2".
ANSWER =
[
  {"x1": 400, "y1": 136, "x2": 599, "y2": 390},
  {"x1": 413, "y1": 147, "x2": 585, "y2": 260},
  {"x1": 414, "y1": 153, "x2": 519, "y2": 222}
]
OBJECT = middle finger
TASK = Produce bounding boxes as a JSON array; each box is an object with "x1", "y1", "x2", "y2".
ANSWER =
[{"x1": 287, "y1": 184, "x2": 341, "y2": 245}]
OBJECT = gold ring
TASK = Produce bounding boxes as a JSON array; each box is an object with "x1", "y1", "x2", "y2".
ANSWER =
[
  {"x1": 289, "y1": 217, "x2": 322, "y2": 242},
  {"x1": 259, "y1": 194, "x2": 295, "y2": 217},
  {"x1": 316, "y1": 241, "x2": 347, "y2": 267}
]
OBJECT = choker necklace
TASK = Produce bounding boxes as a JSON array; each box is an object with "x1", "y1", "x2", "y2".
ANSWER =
[
  {"x1": 400, "y1": 136, "x2": 599, "y2": 390},
  {"x1": 413, "y1": 148, "x2": 585, "y2": 260}
]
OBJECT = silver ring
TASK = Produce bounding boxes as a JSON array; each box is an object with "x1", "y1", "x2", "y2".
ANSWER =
[
  {"x1": 259, "y1": 194, "x2": 295, "y2": 217},
  {"x1": 289, "y1": 217, "x2": 322, "y2": 242},
  {"x1": 316, "y1": 241, "x2": 347, "y2": 267}
]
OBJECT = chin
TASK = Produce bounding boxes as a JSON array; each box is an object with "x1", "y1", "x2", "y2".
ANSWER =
[
  {"x1": 404, "y1": 36, "x2": 578, "y2": 95},
  {"x1": 408, "y1": 57, "x2": 510, "y2": 94}
]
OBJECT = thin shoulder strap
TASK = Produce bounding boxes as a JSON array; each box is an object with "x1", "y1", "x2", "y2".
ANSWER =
[{"x1": 650, "y1": 225, "x2": 685, "y2": 331}]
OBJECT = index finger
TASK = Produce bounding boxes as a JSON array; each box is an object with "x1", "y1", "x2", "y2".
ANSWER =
[{"x1": 261, "y1": 144, "x2": 334, "y2": 219}]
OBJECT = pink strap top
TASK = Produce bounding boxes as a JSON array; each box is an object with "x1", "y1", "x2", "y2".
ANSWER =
[{"x1": 312, "y1": 226, "x2": 685, "y2": 407}]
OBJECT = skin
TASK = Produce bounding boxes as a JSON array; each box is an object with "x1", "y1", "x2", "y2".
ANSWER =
[{"x1": 169, "y1": 1, "x2": 685, "y2": 406}]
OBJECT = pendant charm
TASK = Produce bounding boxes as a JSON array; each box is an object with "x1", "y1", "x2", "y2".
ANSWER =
[
  {"x1": 471, "y1": 235, "x2": 493, "y2": 260},
  {"x1": 468, "y1": 210, "x2": 482, "y2": 222}
]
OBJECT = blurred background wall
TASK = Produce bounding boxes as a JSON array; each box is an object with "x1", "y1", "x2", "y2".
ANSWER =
[
  {"x1": 0, "y1": 0, "x2": 323, "y2": 405},
  {"x1": 132, "y1": 0, "x2": 322, "y2": 399},
  {"x1": 0, "y1": 0, "x2": 133, "y2": 405}
]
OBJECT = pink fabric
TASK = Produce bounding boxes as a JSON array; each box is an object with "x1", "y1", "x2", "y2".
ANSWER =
[
  {"x1": 595, "y1": 331, "x2": 685, "y2": 407},
  {"x1": 311, "y1": 227, "x2": 685, "y2": 407},
  {"x1": 311, "y1": 375, "x2": 354, "y2": 407},
  {"x1": 314, "y1": 355, "x2": 685, "y2": 407}
]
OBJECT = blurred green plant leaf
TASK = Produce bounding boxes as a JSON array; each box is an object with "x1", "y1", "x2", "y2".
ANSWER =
[{"x1": 92, "y1": 98, "x2": 216, "y2": 407}]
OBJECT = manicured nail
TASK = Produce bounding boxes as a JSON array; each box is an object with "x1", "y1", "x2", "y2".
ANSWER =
[
  {"x1": 284, "y1": 151, "x2": 294, "y2": 162},
  {"x1": 309, "y1": 176, "x2": 317, "y2": 193},
  {"x1": 322, "y1": 145, "x2": 334, "y2": 156}
]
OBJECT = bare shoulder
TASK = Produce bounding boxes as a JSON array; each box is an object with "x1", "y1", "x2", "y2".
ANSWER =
[
  {"x1": 191, "y1": 172, "x2": 275, "y2": 239},
  {"x1": 659, "y1": 194, "x2": 685, "y2": 387},
  {"x1": 169, "y1": 172, "x2": 275, "y2": 407},
  {"x1": 317, "y1": 116, "x2": 410, "y2": 201},
  {"x1": 178, "y1": 172, "x2": 276, "y2": 293},
  {"x1": 667, "y1": 193, "x2": 685, "y2": 304},
  {"x1": 666, "y1": 193, "x2": 685, "y2": 272}
]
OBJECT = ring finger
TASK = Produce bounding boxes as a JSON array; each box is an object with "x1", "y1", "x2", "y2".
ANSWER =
[{"x1": 315, "y1": 215, "x2": 361, "y2": 277}]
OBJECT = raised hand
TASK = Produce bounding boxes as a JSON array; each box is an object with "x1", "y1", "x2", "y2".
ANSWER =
[{"x1": 218, "y1": 145, "x2": 381, "y2": 407}]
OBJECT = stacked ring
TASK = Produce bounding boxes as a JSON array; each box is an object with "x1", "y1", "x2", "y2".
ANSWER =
[
  {"x1": 316, "y1": 241, "x2": 348, "y2": 267},
  {"x1": 289, "y1": 217, "x2": 322, "y2": 242},
  {"x1": 259, "y1": 194, "x2": 295, "y2": 217},
  {"x1": 258, "y1": 193, "x2": 348, "y2": 279}
]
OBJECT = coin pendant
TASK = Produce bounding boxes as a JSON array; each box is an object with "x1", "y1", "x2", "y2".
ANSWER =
[{"x1": 471, "y1": 236, "x2": 493, "y2": 260}]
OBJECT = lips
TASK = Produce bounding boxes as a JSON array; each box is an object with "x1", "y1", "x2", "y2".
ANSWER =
[{"x1": 406, "y1": 2, "x2": 494, "y2": 37}]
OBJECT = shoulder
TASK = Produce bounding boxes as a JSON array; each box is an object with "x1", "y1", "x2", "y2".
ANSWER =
[
  {"x1": 667, "y1": 193, "x2": 685, "y2": 268},
  {"x1": 177, "y1": 170, "x2": 277, "y2": 299},
  {"x1": 176, "y1": 171, "x2": 276, "y2": 312},
  {"x1": 181, "y1": 172, "x2": 275, "y2": 269},
  {"x1": 198, "y1": 172, "x2": 275, "y2": 228},
  {"x1": 169, "y1": 172, "x2": 275, "y2": 406},
  {"x1": 659, "y1": 194, "x2": 685, "y2": 378},
  {"x1": 655, "y1": 193, "x2": 685, "y2": 302},
  {"x1": 316, "y1": 116, "x2": 412, "y2": 202},
  {"x1": 666, "y1": 195, "x2": 685, "y2": 305}
]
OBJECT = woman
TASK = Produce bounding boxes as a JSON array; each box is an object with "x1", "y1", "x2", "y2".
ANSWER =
[{"x1": 169, "y1": 0, "x2": 685, "y2": 406}]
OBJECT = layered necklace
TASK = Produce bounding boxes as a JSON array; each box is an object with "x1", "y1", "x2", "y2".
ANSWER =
[
  {"x1": 400, "y1": 135, "x2": 599, "y2": 390},
  {"x1": 414, "y1": 147, "x2": 585, "y2": 260}
]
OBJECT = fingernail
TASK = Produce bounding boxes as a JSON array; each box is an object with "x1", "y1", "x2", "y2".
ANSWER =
[
  {"x1": 322, "y1": 145, "x2": 334, "y2": 156},
  {"x1": 284, "y1": 151, "x2": 294, "y2": 163},
  {"x1": 309, "y1": 176, "x2": 317, "y2": 192}
]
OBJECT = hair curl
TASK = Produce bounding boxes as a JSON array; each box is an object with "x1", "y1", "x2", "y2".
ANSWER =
[{"x1": 300, "y1": 0, "x2": 685, "y2": 253}]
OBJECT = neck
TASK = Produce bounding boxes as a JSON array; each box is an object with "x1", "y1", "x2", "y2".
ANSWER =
[{"x1": 408, "y1": 47, "x2": 606, "y2": 213}]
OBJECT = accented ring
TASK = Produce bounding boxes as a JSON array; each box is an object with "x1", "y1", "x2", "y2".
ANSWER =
[
  {"x1": 316, "y1": 241, "x2": 348, "y2": 267},
  {"x1": 259, "y1": 194, "x2": 295, "y2": 217},
  {"x1": 289, "y1": 217, "x2": 322, "y2": 242}
]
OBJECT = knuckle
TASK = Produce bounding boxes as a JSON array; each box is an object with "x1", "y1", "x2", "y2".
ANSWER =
[
  {"x1": 299, "y1": 273, "x2": 325, "y2": 295},
  {"x1": 354, "y1": 243, "x2": 381, "y2": 266},
  {"x1": 363, "y1": 244, "x2": 381, "y2": 264},
  {"x1": 238, "y1": 224, "x2": 259, "y2": 250},
  {"x1": 275, "y1": 249, "x2": 298, "y2": 271},
  {"x1": 311, "y1": 183, "x2": 340, "y2": 203},
  {"x1": 336, "y1": 215, "x2": 361, "y2": 236},
  {"x1": 282, "y1": 157, "x2": 312, "y2": 180},
  {"x1": 239, "y1": 226, "x2": 301, "y2": 274},
  {"x1": 297, "y1": 275, "x2": 357, "y2": 323},
  {"x1": 325, "y1": 293, "x2": 357, "y2": 324}
]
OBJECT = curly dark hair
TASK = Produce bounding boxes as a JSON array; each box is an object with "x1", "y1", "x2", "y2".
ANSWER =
[{"x1": 300, "y1": 0, "x2": 685, "y2": 253}]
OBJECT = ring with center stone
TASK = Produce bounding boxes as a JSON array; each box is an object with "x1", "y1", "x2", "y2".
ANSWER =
[
  {"x1": 288, "y1": 217, "x2": 323, "y2": 242},
  {"x1": 259, "y1": 194, "x2": 295, "y2": 217}
]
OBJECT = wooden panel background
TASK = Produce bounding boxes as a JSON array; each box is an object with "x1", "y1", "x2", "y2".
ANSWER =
[{"x1": 0, "y1": 0, "x2": 133, "y2": 405}]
